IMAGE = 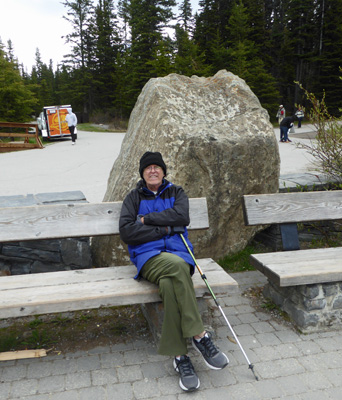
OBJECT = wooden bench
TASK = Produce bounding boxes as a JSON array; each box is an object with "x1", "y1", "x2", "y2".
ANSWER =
[
  {"x1": 0, "y1": 198, "x2": 238, "y2": 339},
  {"x1": 242, "y1": 190, "x2": 342, "y2": 332}
]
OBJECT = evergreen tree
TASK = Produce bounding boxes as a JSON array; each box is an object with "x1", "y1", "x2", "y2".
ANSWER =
[
  {"x1": 194, "y1": 0, "x2": 232, "y2": 66},
  {"x1": 91, "y1": 0, "x2": 121, "y2": 111},
  {"x1": 0, "y1": 42, "x2": 37, "y2": 121},
  {"x1": 62, "y1": 0, "x2": 95, "y2": 114},
  {"x1": 178, "y1": 0, "x2": 194, "y2": 32},
  {"x1": 173, "y1": 23, "x2": 211, "y2": 76},
  {"x1": 315, "y1": 0, "x2": 342, "y2": 115},
  {"x1": 227, "y1": 0, "x2": 280, "y2": 115},
  {"x1": 126, "y1": 0, "x2": 176, "y2": 109}
]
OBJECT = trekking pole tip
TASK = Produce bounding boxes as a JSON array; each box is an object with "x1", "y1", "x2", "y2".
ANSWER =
[{"x1": 249, "y1": 364, "x2": 259, "y2": 381}]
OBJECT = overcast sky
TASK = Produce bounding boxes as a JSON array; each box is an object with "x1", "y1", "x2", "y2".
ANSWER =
[{"x1": 1, "y1": 0, "x2": 200, "y2": 72}]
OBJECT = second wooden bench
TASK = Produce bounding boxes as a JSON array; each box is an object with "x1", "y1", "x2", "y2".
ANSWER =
[{"x1": 243, "y1": 190, "x2": 342, "y2": 332}]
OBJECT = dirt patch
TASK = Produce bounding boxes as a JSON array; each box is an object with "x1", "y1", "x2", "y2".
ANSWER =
[{"x1": 0, "y1": 305, "x2": 153, "y2": 354}]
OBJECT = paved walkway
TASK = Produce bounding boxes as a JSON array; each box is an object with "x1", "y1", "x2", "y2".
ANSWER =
[
  {"x1": 1, "y1": 125, "x2": 341, "y2": 399},
  {"x1": 1, "y1": 271, "x2": 341, "y2": 399}
]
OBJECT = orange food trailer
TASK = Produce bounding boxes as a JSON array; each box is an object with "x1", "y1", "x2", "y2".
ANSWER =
[{"x1": 37, "y1": 105, "x2": 76, "y2": 139}]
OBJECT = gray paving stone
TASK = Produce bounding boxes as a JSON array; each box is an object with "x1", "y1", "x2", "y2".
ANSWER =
[
  {"x1": 237, "y1": 312, "x2": 260, "y2": 324},
  {"x1": 325, "y1": 387, "x2": 342, "y2": 400},
  {"x1": 178, "y1": 389, "x2": 207, "y2": 399},
  {"x1": 275, "y1": 343, "x2": 301, "y2": 358},
  {"x1": 21, "y1": 395, "x2": 50, "y2": 400},
  {"x1": 230, "y1": 323, "x2": 257, "y2": 336},
  {"x1": 229, "y1": 382, "x2": 263, "y2": 400},
  {"x1": 2, "y1": 364, "x2": 27, "y2": 381},
  {"x1": 320, "y1": 367, "x2": 342, "y2": 386},
  {"x1": 298, "y1": 371, "x2": 333, "y2": 391},
  {"x1": 91, "y1": 367, "x2": 117, "y2": 385},
  {"x1": 37, "y1": 374, "x2": 65, "y2": 394},
  {"x1": 254, "y1": 379, "x2": 285, "y2": 398},
  {"x1": 107, "y1": 382, "x2": 134, "y2": 400},
  {"x1": 315, "y1": 337, "x2": 342, "y2": 352},
  {"x1": 254, "y1": 311, "x2": 272, "y2": 322},
  {"x1": 253, "y1": 345, "x2": 280, "y2": 362},
  {"x1": 276, "y1": 375, "x2": 309, "y2": 396},
  {"x1": 27, "y1": 361, "x2": 54, "y2": 379},
  {"x1": 65, "y1": 371, "x2": 91, "y2": 390},
  {"x1": 0, "y1": 382, "x2": 11, "y2": 400},
  {"x1": 274, "y1": 330, "x2": 302, "y2": 343},
  {"x1": 49, "y1": 391, "x2": 79, "y2": 400},
  {"x1": 297, "y1": 353, "x2": 326, "y2": 372},
  {"x1": 250, "y1": 321, "x2": 275, "y2": 334},
  {"x1": 141, "y1": 361, "x2": 169, "y2": 379},
  {"x1": 207, "y1": 368, "x2": 236, "y2": 387},
  {"x1": 10, "y1": 378, "x2": 38, "y2": 398},
  {"x1": 256, "y1": 358, "x2": 305, "y2": 379},
  {"x1": 298, "y1": 390, "x2": 331, "y2": 400},
  {"x1": 123, "y1": 348, "x2": 148, "y2": 365},
  {"x1": 76, "y1": 354, "x2": 101, "y2": 371},
  {"x1": 77, "y1": 385, "x2": 107, "y2": 400},
  {"x1": 255, "y1": 332, "x2": 282, "y2": 346},
  {"x1": 158, "y1": 375, "x2": 183, "y2": 396},
  {"x1": 116, "y1": 364, "x2": 143, "y2": 383},
  {"x1": 51, "y1": 358, "x2": 78, "y2": 375},
  {"x1": 133, "y1": 378, "x2": 161, "y2": 399},
  {"x1": 100, "y1": 350, "x2": 125, "y2": 368},
  {"x1": 235, "y1": 304, "x2": 256, "y2": 314},
  {"x1": 295, "y1": 340, "x2": 322, "y2": 356}
]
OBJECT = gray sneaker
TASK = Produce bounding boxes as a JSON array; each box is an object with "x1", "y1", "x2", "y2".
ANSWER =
[
  {"x1": 173, "y1": 355, "x2": 200, "y2": 391},
  {"x1": 192, "y1": 332, "x2": 229, "y2": 370}
]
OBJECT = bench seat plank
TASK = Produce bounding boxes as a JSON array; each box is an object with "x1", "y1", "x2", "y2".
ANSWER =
[
  {"x1": 0, "y1": 259, "x2": 238, "y2": 318},
  {"x1": 250, "y1": 247, "x2": 342, "y2": 287},
  {"x1": 0, "y1": 198, "x2": 209, "y2": 243},
  {"x1": 243, "y1": 191, "x2": 342, "y2": 225}
]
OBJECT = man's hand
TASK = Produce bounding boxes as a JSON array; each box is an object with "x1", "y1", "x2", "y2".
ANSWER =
[
  {"x1": 136, "y1": 215, "x2": 144, "y2": 224},
  {"x1": 170, "y1": 226, "x2": 185, "y2": 235}
]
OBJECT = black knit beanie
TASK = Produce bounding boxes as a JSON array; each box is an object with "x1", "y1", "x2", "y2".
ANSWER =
[{"x1": 139, "y1": 151, "x2": 167, "y2": 178}]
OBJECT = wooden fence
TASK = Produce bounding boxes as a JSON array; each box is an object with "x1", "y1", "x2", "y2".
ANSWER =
[{"x1": 0, "y1": 122, "x2": 44, "y2": 153}]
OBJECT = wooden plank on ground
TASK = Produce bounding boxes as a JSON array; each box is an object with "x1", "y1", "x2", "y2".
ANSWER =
[
  {"x1": 0, "y1": 198, "x2": 209, "y2": 242},
  {"x1": 0, "y1": 259, "x2": 238, "y2": 318},
  {"x1": 250, "y1": 247, "x2": 342, "y2": 286},
  {"x1": 243, "y1": 191, "x2": 342, "y2": 225},
  {"x1": 0, "y1": 349, "x2": 47, "y2": 361}
]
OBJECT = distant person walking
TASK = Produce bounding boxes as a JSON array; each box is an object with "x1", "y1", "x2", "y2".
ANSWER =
[
  {"x1": 280, "y1": 116, "x2": 295, "y2": 143},
  {"x1": 276, "y1": 105, "x2": 286, "y2": 125},
  {"x1": 295, "y1": 107, "x2": 304, "y2": 128},
  {"x1": 66, "y1": 108, "x2": 78, "y2": 145}
]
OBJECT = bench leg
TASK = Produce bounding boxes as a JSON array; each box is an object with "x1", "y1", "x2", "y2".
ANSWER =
[{"x1": 140, "y1": 298, "x2": 215, "y2": 345}]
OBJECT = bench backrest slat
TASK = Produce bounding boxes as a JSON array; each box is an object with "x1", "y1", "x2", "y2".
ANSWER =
[
  {"x1": 243, "y1": 190, "x2": 342, "y2": 225},
  {"x1": 0, "y1": 198, "x2": 209, "y2": 243}
]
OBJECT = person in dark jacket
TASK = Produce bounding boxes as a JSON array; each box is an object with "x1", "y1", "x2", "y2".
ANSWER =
[
  {"x1": 119, "y1": 151, "x2": 229, "y2": 392},
  {"x1": 280, "y1": 115, "x2": 295, "y2": 142}
]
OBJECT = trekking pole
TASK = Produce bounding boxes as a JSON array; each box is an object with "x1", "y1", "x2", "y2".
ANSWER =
[{"x1": 180, "y1": 234, "x2": 259, "y2": 381}]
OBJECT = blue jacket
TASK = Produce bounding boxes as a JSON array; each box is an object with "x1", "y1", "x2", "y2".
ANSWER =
[{"x1": 119, "y1": 179, "x2": 195, "y2": 279}]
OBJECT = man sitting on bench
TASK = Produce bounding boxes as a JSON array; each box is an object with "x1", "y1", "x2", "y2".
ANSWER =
[{"x1": 119, "y1": 151, "x2": 229, "y2": 392}]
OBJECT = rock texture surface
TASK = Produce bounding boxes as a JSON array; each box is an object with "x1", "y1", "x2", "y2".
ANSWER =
[{"x1": 92, "y1": 70, "x2": 280, "y2": 267}]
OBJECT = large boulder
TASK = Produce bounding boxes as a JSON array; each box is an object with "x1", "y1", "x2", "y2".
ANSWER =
[{"x1": 91, "y1": 70, "x2": 280, "y2": 267}]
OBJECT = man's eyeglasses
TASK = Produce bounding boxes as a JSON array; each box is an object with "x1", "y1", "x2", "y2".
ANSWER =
[{"x1": 145, "y1": 165, "x2": 162, "y2": 172}]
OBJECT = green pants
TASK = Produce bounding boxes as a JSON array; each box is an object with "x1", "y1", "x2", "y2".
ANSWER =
[{"x1": 141, "y1": 252, "x2": 204, "y2": 356}]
